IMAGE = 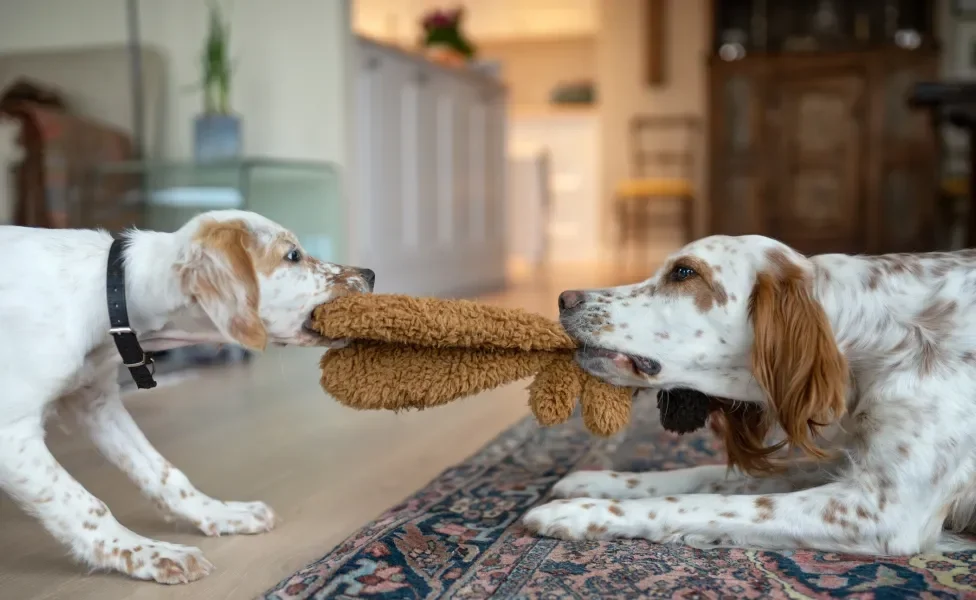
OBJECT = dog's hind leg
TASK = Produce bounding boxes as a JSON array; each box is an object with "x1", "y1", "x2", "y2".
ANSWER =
[{"x1": 0, "y1": 401, "x2": 213, "y2": 583}]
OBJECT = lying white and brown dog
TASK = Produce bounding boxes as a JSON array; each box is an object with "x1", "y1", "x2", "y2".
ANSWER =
[
  {"x1": 0, "y1": 210, "x2": 373, "y2": 583},
  {"x1": 527, "y1": 234, "x2": 976, "y2": 556}
]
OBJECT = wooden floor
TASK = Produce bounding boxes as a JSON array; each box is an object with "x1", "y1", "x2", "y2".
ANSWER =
[{"x1": 0, "y1": 263, "x2": 651, "y2": 600}]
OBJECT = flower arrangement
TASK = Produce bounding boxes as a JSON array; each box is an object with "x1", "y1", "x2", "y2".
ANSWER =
[{"x1": 420, "y1": 7, "x2": 476, "y2": 65}]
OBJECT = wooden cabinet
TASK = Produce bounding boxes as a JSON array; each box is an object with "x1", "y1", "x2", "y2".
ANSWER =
[{"x1": 708, "y1": 1, "x2": 939, "y2": 254}]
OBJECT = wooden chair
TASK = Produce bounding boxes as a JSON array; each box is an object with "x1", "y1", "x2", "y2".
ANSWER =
[{"x1": 613, "y1": 115, "x2": 700, "y2": 271}]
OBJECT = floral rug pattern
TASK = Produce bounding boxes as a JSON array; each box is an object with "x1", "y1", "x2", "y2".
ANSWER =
[{"x1": 262, "y1": 395, "x2": 976, "y2": 599}]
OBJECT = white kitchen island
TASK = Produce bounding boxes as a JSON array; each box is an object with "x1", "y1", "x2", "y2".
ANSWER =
[{"x1": 353, "y1": 38, "x2": 508, "y2": 296}]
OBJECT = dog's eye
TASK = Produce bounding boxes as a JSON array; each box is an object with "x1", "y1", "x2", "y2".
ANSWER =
[
  {"x1": 670, "y1": 265, "x2": 696, "y2": 282},
  {"x1": 284, "y1": 249, "x2": 302, "y2": 263}
]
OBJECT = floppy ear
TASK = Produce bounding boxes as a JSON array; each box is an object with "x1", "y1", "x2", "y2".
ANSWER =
[
  {"x1": 180, "y1": 221, "x2": 267, "y2": 351},
  {"x1": 748, "y1": 253, "x2": 847, "y2": 461}
]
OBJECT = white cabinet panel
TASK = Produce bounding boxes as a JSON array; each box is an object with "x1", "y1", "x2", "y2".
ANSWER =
[{"x1": 355, "y1": 38, "x2": 507, "y2": 295}]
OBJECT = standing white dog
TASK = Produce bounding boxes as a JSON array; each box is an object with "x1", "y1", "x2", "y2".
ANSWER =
[{"x1": 0, "y1": 210, "x2": 373, "y2": 583}]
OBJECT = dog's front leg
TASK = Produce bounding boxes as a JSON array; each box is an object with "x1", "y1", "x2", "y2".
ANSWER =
[
  {"x1": 551, "y1": 461, "x2": 836, "y2": 501},
  {"x1": 63, "y1": 384, "x2": 276, "y2": 537},
  {"x1": 525, "y1": 478, "x2": 943, "y2": 555},
  {"x1": 0, "y1": 411, "x2": 213, "y2": 583}
]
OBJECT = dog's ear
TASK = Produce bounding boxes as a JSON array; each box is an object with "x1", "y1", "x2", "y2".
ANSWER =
[
  {"x1": 748, "y1": 251, "x2": 847, "y2": 462},
  {"x1": 180, "y1": 220, "x2": 267, "y2": 351}
]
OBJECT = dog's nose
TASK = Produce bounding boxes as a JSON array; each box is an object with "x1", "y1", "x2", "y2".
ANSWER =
[
  {"x1": 558, "y1": 290, "x2": 586, "y2": 312},
  {"x1": 357, "y1": 268, "x2": 376, "y2": 291}
]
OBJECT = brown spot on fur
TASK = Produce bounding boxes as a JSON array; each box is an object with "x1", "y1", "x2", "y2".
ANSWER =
[
  {"x1": 719, "y1": 511, "x2": 737, "y2": 518},
  {"x1": 626, "y1": 478, "x2": 639, "y2": 488},
  {"x1": 249, "y1": 231, "x2": 299, "y2": 276},
  {"x1": 93, "y1": 541, "x2": 107, "y2": 563},
  {"x1": 658, "y1": 256, "x2": 730, "y2": 313},
  {"x1": 610, "y1": 472, "x2": 619, "y2": 478},
  {"x1": 753, "y1": 496, "x2": 775, "y2": 523},
  {"x1": 897, "y1": 444, "x2": 910, "y2": 458},
  {"x1": 608, "y1": 505, "x2": 625, "y2": 516},
  {"x1": 866, "y1": 266, "x2": 883, "y2": 290},
  {"x1": 582, "y1": 503, "x2": 595, "y2": 509},
  {"x1": 822, "y1": 498, "x2": 845, "y2": 524},
  {"x1": 587, "y1": 524, "x2": 608, "y2": 535},
  {"x1": 665, "y1": 496, "x2": 679, "y2": 503},
  {"x1": 907, "y1": 299, "x2": 957, "y2": 376},
  {"x1": 154, "y1": 557, "x2": 184, "y2": 579},
  {"x1": 83, "y1": 521, "x2": 98, "y2": 530},
  {"x1": 121, "y1": 549, "x2": 135, "y2": 574},
  {"x1": 648, "y1": 511, "x2": 657, "y2": 519}
]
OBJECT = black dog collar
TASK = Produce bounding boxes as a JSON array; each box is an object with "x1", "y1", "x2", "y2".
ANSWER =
[{"x1": 106, "y1": 238, "x2": 157, "y2": 389}]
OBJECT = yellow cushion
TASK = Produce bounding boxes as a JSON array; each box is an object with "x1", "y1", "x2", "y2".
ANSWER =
[
  {"x1": 616, "y1": 178, "x2": 694, "y2": 198},
  {"x1": 942, "y1": 176, "x2": 969, "y2": 198}
]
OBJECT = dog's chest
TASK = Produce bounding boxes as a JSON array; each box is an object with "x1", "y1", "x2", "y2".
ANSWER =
[{"x1": 60, "y1": 341, "x2": 123, "y2": 395}]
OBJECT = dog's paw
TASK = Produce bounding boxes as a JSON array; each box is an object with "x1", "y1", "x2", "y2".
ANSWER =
[
  {"x1": 523, "y1": 499, "x2": 630, "y2": 541},
  {"x1": 552, "y1": 471, "x2": 654, "y2": 500},
  {"x1": 92, "y1": 537, "x2": 214, "y2": 584},
  {"x1": 191, "y1": 500, "x2": 277, "y2": 537},
  {"x1": 141, "y1": 541, "x2": 214, "y2": 584}
]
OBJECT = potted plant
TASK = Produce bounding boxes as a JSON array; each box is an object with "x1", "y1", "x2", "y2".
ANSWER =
[
  {"x1": 192, "y1": 0, "x2": 241, "y2": 161},
  {"x1": 420, "y1": 7, "x2": 476, "y2": 67}
]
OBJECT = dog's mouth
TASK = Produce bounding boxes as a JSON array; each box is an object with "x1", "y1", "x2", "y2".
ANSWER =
[
  {"x1": 300, "y1": 313, "x2": 350, "y2": 349},
  {"x1": 575, "y1": 346, "x2": 661, "y2": 378}
]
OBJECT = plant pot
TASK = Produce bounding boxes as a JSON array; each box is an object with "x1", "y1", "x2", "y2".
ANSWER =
[
  {"x1": 193, "y1": 113, "x2": 242, "y2": 162},
  {"x1": 425, "y1": 44, "x2": 467, "y2": 68}
]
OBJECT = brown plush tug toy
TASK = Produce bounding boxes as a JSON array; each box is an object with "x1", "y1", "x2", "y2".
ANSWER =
[{"x1": 311, "y1": 294, "x2": 714, "y2": 437}]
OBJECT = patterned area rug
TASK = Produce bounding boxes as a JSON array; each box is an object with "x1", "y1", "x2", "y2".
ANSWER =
[{"x1": 261, "y1": 395, "x2": 976, "y2": 599}]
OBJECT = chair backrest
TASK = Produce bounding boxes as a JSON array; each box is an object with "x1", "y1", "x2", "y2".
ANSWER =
[{"x1": 629, "y1": 115, "x2": 701, "y2": 181}]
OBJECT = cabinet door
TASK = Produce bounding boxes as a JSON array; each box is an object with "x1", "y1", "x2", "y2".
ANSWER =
[
  {"x1": 769, "y1": 72, "x2": 865, "y2": 254},
  {"x1": 709, "y1": 66, "x2": 765, "y2": 236},
  {"x1": 875, "y1": 59, "x2": 938, "y2": 253}
]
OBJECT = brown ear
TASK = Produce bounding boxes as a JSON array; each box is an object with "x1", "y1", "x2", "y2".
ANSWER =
[
  {"x1": 181, "y1": 220, "x2": 267, "y2": 351},
  {"x1": 747, "y1": 254, "x2": 847, "y2": 463}
]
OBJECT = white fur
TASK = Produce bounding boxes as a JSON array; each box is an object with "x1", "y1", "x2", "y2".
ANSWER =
[
  {"x1": 525, "y1": 235, "x2": 976, "y2": 555},
  {"x1": 0, "y1": 210, "x2": 370, "y2": 583}
]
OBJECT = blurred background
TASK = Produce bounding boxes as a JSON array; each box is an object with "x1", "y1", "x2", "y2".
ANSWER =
[
  {"x1": 0, "y1": 1, "x2": 974, "y2": 596},
  {"x1": 0, "y1": 1, "x2": 969, "y2": 340}
]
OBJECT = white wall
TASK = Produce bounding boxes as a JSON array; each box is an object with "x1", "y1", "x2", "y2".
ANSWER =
[{"x1": 0, "y1": 0, "x2": 353, "y2": 165}]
